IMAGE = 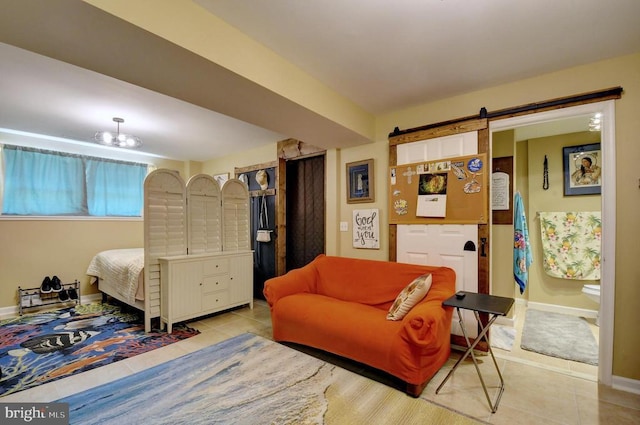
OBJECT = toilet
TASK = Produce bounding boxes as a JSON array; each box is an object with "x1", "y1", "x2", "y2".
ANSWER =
[
  {"x1": 582, "y1": 284, "x2": 601, "y2": 326},
  {"x1": 582, "y1": 284, "x2": 601, "y2": 304}
]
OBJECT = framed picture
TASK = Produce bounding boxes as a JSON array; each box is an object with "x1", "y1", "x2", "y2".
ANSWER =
[
  {"x1": 213, "y1": 172, "x2": 229, "y2": 188},
  {"x1": 563, "y1": 143, "x2": 601, "y2": 196},
  {"x1": 346, "y1": 159, "x2": 374, "y2": 204}
]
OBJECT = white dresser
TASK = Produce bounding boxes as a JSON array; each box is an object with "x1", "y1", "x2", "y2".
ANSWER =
[{"x1": 159, "y1": 251, "x2": 253, "y2": 333}]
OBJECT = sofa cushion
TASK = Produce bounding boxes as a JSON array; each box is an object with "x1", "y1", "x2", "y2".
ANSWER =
[{"x1": 386, "y1": 274, "x2": 432, "y2": 320}]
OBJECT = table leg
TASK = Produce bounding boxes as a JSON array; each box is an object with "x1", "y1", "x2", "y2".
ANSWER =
[{"x1": 436, "y1": 307, "x2": 506, "y2": 413}]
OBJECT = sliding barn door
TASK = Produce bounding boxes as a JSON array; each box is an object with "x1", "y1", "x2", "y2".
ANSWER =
[{"x1": 396, "y1": 132, "x2": 479, "y2": 338}]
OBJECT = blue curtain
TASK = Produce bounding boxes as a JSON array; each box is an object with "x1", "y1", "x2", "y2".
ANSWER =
[
  {"x1": 86, "y1": 159, "x2": 146, "y2": 216},
  {"x1": 2, "y1": 146, "x2": 86, "y2": 215},
  {"x1": 2, "y1": 145, "x2": 146, "y2": 216}
]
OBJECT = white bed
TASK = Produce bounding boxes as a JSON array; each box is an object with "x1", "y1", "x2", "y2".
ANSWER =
[
  {"x1": 86, "y1": 248, "x2": 145, "y2": 308},
  {"x1": 87, "y1": 247, "x2": 163, "y2": 332}
]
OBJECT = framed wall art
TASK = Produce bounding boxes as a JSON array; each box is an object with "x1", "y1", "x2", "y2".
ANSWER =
[
  {"x1": 346, "y1": 159, "x2": 374, "y2": 204},
  {"x1": 563, "y1": 143, "x2": 601, "y2": 196},
  {"x1": 213, "y1": 172, "x2": 229, "y2": 188}
]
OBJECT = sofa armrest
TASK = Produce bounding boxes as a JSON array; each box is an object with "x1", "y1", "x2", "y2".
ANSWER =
[
  {"x1": 263, "y1": 262, "x2": 317, "y2": 306},
  {"x1": 401, "y1": 299, "x2": 452, "y2": 347}
]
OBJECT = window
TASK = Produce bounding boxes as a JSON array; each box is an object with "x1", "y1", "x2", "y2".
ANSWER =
[{"x1": 1, "y1": 145, "x2": 148, "y2": 217}]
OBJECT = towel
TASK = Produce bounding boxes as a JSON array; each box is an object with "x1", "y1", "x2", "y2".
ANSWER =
[
  {"x1": 538, "y1": 211, "x2": 601, "y2": 280},
  {"x1": 513, "y1": 192, "x2": 532, "y2": 294}
]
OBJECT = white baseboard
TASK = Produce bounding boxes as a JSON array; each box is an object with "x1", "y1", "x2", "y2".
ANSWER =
[
  {"x1": 492, "y1": 299, "x2": 597, "y2": 328},
  {"x1": 0, "y1": 293, "x2": 103, "y2": 320},
  {"x1": 527, "y1": 301, "x2": 598, "y2": 319},
  {"x1": 612, "y1": 375, "x2": 640, "y2": 395}
]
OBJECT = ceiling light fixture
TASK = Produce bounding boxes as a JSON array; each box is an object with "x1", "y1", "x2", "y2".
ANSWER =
[
  {"x1": 94, "y1": 117, "x2": 142, "y2": 149},
  {"x1": 588, "y1": 113, "x2": 602, "y2": 132}
]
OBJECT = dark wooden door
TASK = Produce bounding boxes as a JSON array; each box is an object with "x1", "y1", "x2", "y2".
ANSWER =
[{"x1": 285, "y1": 155, "x2": 325, "y2": 271}]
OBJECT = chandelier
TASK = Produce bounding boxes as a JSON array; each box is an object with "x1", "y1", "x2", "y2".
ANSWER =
[{"x1": 94, "y1": 117, "x2": 142, "y2": 149}]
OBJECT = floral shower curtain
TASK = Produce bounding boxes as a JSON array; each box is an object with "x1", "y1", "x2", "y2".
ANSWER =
[{"x1": 538, "y1": 211, "x2": 601, "y2": 280}]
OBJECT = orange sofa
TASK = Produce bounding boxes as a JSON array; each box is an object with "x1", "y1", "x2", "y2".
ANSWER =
[{"x1": 263, "y1": 254, "x2": 456, "y2": 397}]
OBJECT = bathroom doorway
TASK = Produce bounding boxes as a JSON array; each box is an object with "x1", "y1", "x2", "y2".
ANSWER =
[{"x1": 489, "y1": 101, "x2": 616, "y2": 385}]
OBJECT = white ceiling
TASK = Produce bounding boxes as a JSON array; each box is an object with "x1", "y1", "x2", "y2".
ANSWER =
[
  {"x1": 197, "y1": 0, "x2": 640, "y2": 114},
  {"x1": 0, "y1": 0, "x2": 638, "y2": 161}
]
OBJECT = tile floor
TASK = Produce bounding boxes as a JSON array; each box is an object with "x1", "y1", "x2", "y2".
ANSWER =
[{"x1": 2, "y1": 300, "x2": 639, "y2": 424}]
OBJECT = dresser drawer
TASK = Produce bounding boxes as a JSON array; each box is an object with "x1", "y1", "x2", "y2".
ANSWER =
[
  {"x1": 202, "y1": 290, "x2": 230, "y2": 311},
  {"x1": 203, "y1": 258, "x2": 229, "y2": 275},
  {"x1": 202, "y1": 275, "x2": 229, "y2": 292}
]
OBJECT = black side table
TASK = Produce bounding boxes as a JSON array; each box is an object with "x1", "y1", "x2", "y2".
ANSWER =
[{"x1": 435, "y1": 291, "x2": 514, "y2": 413}]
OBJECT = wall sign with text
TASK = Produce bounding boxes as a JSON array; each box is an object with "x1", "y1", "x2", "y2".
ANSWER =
[{"x1": 352, "y1": 208, "x2": 380, "y2": 249}]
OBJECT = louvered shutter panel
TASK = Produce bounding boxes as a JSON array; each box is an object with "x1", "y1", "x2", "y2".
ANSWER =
[
  {"x1": 143, "y1": 169, "x2": 187, "y2": 331},
  {"x1": 221, "y1": 179, "x2": 250, "y2": 251},
  {"x1": 186, "y1": 174, "x2": 222, "y2": 254}
]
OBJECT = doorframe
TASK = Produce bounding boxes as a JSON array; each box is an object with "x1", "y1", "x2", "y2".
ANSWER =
[
  {"x1": 276, "y1": 139, "x2": 327, "y2": 275},
  {"x1": 488, "y1": 100, "x2": 616, "y2": 385}
]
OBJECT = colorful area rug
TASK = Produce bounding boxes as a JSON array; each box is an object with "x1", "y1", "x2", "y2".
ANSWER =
[
  {"x1": 521, "y1": 309, "x2": 598, "y2": 365},
  {"x1": 0, "y1": 302, "x2": 199, "y2": 396},
  {"x1": 57, "y1": 333, "x2": 483, "y2": 425}
]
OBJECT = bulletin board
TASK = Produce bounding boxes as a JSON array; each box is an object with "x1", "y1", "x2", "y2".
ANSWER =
[{"x1": 389, "y1": 153, "x2": 488, "y2": 224}]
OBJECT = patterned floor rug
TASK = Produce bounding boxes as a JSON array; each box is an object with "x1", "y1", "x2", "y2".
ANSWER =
[
  {"x1": 55, "y1": 333, "x2": 484, "y2": 425},
  {"x1": 0, "y1": 302, "x2": 199, "y2": 396}
]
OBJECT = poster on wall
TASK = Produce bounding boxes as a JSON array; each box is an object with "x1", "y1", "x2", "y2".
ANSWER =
[
  {"x1": 352, "y1": 209, "x2": 379, "y2": 249},
  {"x1": 416, "y1": 172, "x2": 448, "y2": 217},
  {"x1": 492, "y1": 171, "x2": 510, "y2": 210},
  {"x1": 563, "y1": 143, "x2": 601, "y2": 196}
]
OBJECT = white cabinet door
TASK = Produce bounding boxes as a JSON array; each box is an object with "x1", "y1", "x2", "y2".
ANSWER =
[
  {"x1": 396, "y1": 131, "x2": 479, "y2": 338},
  {"x1": 228, "y1": 252, "x2": 253, "y2": 307},
  {"x1": 169, "y1": 261, "x2": 203, "y2": 319}
]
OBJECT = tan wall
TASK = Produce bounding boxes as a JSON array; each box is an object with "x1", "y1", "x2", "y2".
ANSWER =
[
  {"x1": 377, "y1": 53, "x2": 640, "y2": 381},
  {"x1": 0, "y1": 220, "x2": 142, "y2": 306},
  {"x1": 491, "y1": 130, "x2": 517, "y2": 306},
  {"x1": 524, "y1": 132, "x2": 601, "y2": 309},
  {"x1": 0, "y1": 156, "x2": 189, "y2": 309},
  {"x1": 491, "y1": 130, "x2": 602, "y2": 311},
  {"x1": 335, "y1": 140, "x2": 389, "y2": 260},
  {"x1": 202, "y1": 140, "x2": 392, "y2": 261},
  {"x1": 201, "y1": 143, "x2": 278, "y2": 177}
]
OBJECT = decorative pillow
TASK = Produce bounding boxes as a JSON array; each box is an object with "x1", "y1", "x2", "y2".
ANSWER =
[{"x1": 386, "y1": 274, "x2": 433, "y2": 321}]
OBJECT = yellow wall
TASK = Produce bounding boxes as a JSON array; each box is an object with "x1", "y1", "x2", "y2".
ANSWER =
[
  {"x1": 491, "y1": 130, "x2": 517, "y2": 305},
  {"x1": 524, "y1": 132, "x2": 601, "y2": 308},
  {"x1": 201, "y1": 143, "x2": 278, "y2": 177},
  {"x1": 491, "y1": 130, "x2": 602, "y2": 311},
  {"x1": 336, "y1": 141, "x2": 389, "y2": 260},
  {"x1": 0, "y1": 156, "x2": 188, "y2": 307}
]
